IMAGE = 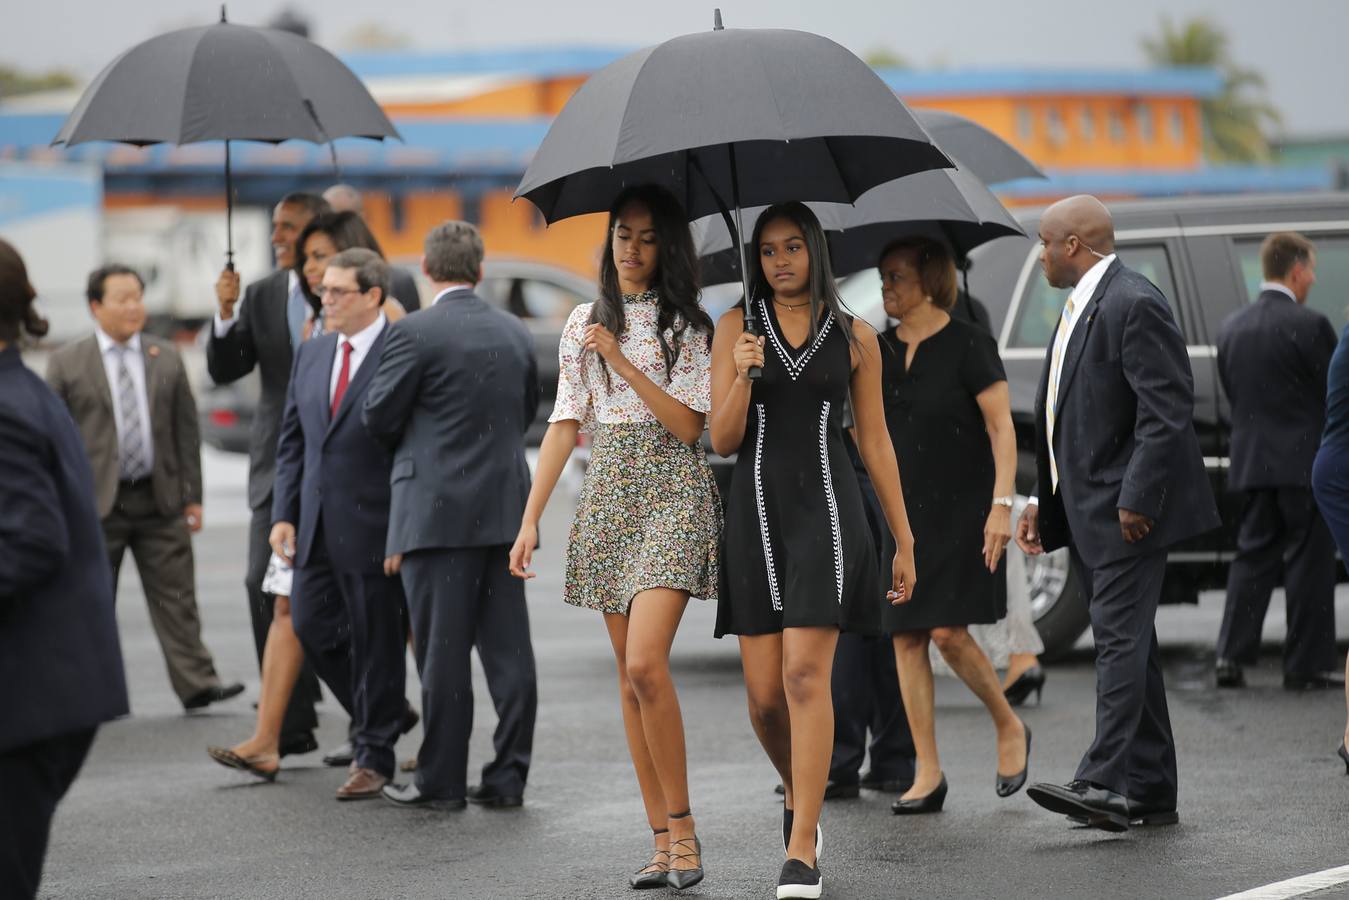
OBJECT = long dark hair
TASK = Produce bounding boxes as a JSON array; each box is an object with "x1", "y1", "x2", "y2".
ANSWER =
[
  {"x1": 749, "y1": 202, "x2": 857, "y2": 348},
  {"x1": 0, "y1": 239, "x2": 48, "y2": 344},
  {"x1": 294, "y1": 211, "x2": 386, "y2": 313},
  {"x1": 593, "y1": 184, "x2": 713, "y2": 386}
]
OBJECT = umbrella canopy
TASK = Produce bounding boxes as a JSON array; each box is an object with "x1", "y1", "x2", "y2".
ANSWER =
[
  {"x1": 912, "y1": 108, "x2": 1045, "y2": 186},
  {"x1": 514, "y1": 25, "x2": 951, "y2": 224},
  {"x1": 693, "y1": 166, "x2": 1025, "y2": 283}
]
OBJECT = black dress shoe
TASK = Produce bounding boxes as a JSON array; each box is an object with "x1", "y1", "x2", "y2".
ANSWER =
[
  {"x1": 322, "y1": 740, "x2": 355, "y2": 768},
  {"x1": 995, "y1": 723, "x2": 1031, "y2": 798},
  {"x1": 1337, "y1": 742, "x2": 1349, "y2": 775},
  {"x1": 1215, "y1": 659, "x2": 1245, "y2": 688},
  {"x1": 183, "y1": 682, "x2": 245, "y2": 711},
  {"x1": 380, "y1": 782, "x2": 467, "y2": 810},
  {"x1": 1004, "y1": 666, "x2": 1046, "y2": 707},
  {"x1": 891, "y1": 775, "x2": 947, "y2": 815},
  {"x1": 1069, "y1": 800, "x2": 1178, "y2": 827},
  {"x1": 279, "y1": 732, "x2": 318, "y2": 758},
  {"x1": 466, "y1": 783, "x2": 523, "y2": 808},
  {"x1": 859, "y1": 770, "x2": 912, "y2": 793},
  {"x1": 1283, "y1": 672, "x2": 1345, "y2": 691},
  {"x1": 1027, "y1": 780, "x2": 1129, "y2": 832}
]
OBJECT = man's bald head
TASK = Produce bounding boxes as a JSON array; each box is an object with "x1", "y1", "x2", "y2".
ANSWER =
[
  {"x1": 1037, "y1": 195, "x2": 1116, "y2": 289},
  {"x1": 323, "y1": 184, "x2": 364, "y2": 215}
]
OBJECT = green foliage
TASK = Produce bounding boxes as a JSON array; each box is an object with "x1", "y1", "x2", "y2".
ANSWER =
[
  {"x1": 1141, "y1": 16, "x2": 1282, "y2": 162},
  {"x1": 864, "y1": 47, "x2": 910, "y2": 69},
  {"x1": 0, "y1": 65, "x2": 77, "y2": 99}
]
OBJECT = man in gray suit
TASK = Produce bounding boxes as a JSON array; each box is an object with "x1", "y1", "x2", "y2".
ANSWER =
[
  {"x1": 209, "y1": 192, "x2": 329, "y2": 754},
  {"x1": 364, "y1": 221, "x2": 539, "y2": 810},
  {"x1": 47, "y1": 264, "x2": 243, "y2": 711}
]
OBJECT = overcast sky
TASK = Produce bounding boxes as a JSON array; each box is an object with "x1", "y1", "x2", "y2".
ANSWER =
[{"x1": 5, "y1": 0, "x2": 1346, "y2": 136}]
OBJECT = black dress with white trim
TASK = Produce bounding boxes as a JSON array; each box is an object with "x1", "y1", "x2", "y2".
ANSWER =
[{"x1": 715, "y1": 297, "x2": 882, "y2": 637}]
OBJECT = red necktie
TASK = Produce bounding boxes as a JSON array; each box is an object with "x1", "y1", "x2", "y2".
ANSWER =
[{"x1": 330, "y1": 340, "x2": 353, "y2": 418}]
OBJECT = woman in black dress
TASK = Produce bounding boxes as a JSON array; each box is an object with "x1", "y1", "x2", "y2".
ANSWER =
[
  {"x1": 876, "y1": 238, "x2": 1029, "y2": 815},
  {"x1": 711, "y1": 203, "x2": 916, "y2": 899}
]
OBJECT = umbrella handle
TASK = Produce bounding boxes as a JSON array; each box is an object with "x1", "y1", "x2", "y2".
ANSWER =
[
  {"x1": 224, "y1": 139, "x2": 235, "y2": 272},
  {"x1": 689, "y1": 148, "x2": 761, "y2": 379}
]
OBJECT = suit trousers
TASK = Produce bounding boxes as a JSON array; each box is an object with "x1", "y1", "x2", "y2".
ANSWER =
[
  {"x1": 244, "y1": 502, "x2": 319, "y2": 740},
  {"x1": 1216, "y1": 488, "x2": 1337, "y2": 676},
  {"x1": 291, "y1": 538, "x2": 408, "y2": 778},
  {"x1": 104, "y1": 480, "x2": 218, "y2": 704},
  {"x1": 401, "y1": 546, "x2": 538, "y2": 800},
  {"x1": 829, "y1": 632, "x2": 915, "y2": 785},
  {"x1": 1072, "y1": 547, "x2": 1177, "y2": 806},
  {"x1": 0, "y1": 728, "x2": 96, "y2": 900}
]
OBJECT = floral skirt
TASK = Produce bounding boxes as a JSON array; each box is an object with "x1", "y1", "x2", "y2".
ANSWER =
[{"x1": 564, "y1": 423, "x2": 722, "y2": 614}]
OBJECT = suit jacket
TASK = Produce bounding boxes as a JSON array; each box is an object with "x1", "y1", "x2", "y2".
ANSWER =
[
  {"x1": 1032, "y1": 259, "x2": 1220, "y2": 569},
  {"x1": 272, "y1": 324, "x2": 395, "y2": 573},
  {"x1": 207, "y1": 269, "x2": 293, "y2": 510},
  {"x1": 46, "y1": 333, "x2": 203, "y2": 520},
  {"x1": 390, "y1": 267, "x2": 421, "y2": 312},
  {"x1": 1217, "y1": 289, "x2": 1337, "y2": 491},
  {"x1": 0, "y1": 346, "x2": 129, "y2": 752},
  {"x1": 363, "y1": 289, "x2": 539, "y2": 554}
]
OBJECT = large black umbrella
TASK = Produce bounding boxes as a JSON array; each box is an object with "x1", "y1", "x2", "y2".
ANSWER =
[
  {"x1": 52, "y1": 7, "x2": 399, "y2": 269},
  {"x1": 515, "y1": 12, "x2": 951, "y2": 343},
  {"x1": 694, "y1": 166, "x2": 1026, "y2": 283},
  {"x1": 912, "y1": 108, "x2": 1044, "y2": 185}
]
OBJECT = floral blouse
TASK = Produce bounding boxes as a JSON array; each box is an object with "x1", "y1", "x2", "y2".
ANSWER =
[{"x1": 549, "y1": 290, "x2": 712, "y2": 433}]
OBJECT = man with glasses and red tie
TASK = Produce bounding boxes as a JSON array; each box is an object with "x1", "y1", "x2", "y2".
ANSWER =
[
  {"x1": 269, "y1": 248, "x2": 411, "y2": 801},
  {"x1": 1015, "y1": 195, "x2": 1219, "y2": 833}
]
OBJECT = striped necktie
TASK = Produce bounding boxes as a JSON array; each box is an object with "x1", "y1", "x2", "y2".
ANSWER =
[
  {"x1": 115, "y1": 345, "x2": 150, "y2": 480},
  {"x1": 1046, "y1": 294, "x2": 1075, "y2": 490}
]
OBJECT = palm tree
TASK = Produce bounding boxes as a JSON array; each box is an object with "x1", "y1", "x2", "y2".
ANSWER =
[{"x1": 1142, "y1": 16, "x2": 1282, "y2": 162}]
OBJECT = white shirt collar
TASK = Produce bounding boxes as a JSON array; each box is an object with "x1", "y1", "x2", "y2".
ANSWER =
[
  {"x1": 1259, "y1": 281, "x2": 1298, "y2": 303},
  {"x1": 95, "y1": 326, "x2": 141, "y2": 355},
  {"x1": 1070, "y1": 253, "x2": 1117, "y2": 306},
  {"x1": 432, "y1": 284, "x2": 474, "y2": 305},
  {"x1": 337, "y1": 312, "x2": 387, "y2": 352}
]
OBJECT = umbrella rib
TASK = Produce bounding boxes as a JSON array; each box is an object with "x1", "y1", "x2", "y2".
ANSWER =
[{"x1": 610, "y1": 46, "x2": 661, "y2": 168}]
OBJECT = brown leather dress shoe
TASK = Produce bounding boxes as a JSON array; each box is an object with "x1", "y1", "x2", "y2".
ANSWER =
[{"x1": 337, "y1": 767, "x2": 390, "y2": 801}]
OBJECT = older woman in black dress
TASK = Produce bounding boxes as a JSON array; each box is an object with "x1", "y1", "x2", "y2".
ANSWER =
[{"x1": 878, "y1": 238, "x2": 1030, "y2": 814}]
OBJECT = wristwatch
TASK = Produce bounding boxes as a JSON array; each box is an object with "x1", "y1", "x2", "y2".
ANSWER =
[{"x1": 991, "y1": 495, "x2": 1015, "y2": 508}]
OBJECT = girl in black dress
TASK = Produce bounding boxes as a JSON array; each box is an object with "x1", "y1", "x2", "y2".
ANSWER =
[
  {"x1": 875, "y1": 238, "x2": 1030, "y2": 815},
  {"x1": 710, "y1": 203, "x2": 916, "y2": 899}
]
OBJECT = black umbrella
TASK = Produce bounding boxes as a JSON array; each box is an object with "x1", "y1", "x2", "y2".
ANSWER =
[
  {"x1": 52, "y1": 6, "x2": 399, "y2": 269},
  {"x1": 515, "y1": 11, "x2": 951, "y2": 349},
  {"x1": 912, "y1": 108, "x2": 1045, "y2": 185},
  {"x1": 693, "y1": 166, "x2": 1025, "y2": 283}
]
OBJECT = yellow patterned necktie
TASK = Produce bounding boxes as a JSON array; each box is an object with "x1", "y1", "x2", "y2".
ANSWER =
[{"x1": 1046, "y1": 294, "x2": 1076, "y2": 490}]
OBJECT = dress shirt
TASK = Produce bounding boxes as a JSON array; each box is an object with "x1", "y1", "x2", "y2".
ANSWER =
[
  {"x1": 95, "y1": 327, "x2": 155, "y2": 471},
  {"x1": 214, "y1": 270, "x2": 301, "y2": 337},
  {"x1": 1259, "y1": 281, "x2": 1298, "y2": 303},
  {"x1": 432, "y1": 284, "x2": 474, "y2": 305},
  {"x1": 328, "y1": 313, "x2": 387, "y2": 406}
]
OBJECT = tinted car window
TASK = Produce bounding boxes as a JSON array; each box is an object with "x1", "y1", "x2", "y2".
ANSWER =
[
  {"x1": 1007, "y1": 244, "x2": 1180, "y2": 348},
  {"x1": 478, "y1": 276, "x2": 587, "y2": 325},
  {"x1": 1233, "y1": 233, "x2": 1349, "y2": 327}
]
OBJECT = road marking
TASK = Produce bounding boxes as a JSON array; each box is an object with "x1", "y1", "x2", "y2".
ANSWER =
[{"x1": 1216, "y1": 865, "x2": 1349, "y2": 900}]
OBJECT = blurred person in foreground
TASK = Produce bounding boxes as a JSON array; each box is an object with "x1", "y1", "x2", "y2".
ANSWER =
[
  {"x1": 0, "y1": 239, "x2": 129, "y2": 899},
  {"x1": 364, "y1": 221, "x2": 539, "y2": 811},
  {"x1": 209, "y1": 191, "x2": 330, "y2": 758},
  {"x1": 46, "y1": 264, "x2": 243, "y2": 711},
  {"x1": 1017, "y1": 195, "x2": 1219, "y2": 831},
  {"x1": 1215, "y1": 232, "x2": 1340, "y2": 691}
]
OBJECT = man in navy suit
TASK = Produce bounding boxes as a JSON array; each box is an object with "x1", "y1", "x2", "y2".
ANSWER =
[
  {"x1": 1015, "y1": 196, "x2": 1220, "y2": 831},
  {"x1": 1215, "y1": 232, "x2": 1341, "y2": 691},
  {"x1": 364, "y1": 221, "x2": 539, "y2": 810},
  {"x1": 270, "y1": 248, "x2": 410, "y2": 801},
  {"x1": 0, "y1": 240, "x2": 129, "y2": 898}
]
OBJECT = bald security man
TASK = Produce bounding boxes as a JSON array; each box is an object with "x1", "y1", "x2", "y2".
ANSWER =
[{"x1": 1015, "y1": 196, "x2": 1219, "y2": 832}]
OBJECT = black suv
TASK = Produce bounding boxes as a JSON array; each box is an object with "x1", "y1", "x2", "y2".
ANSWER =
[{"x1": 837, "y1": 191, "x2": 1349, "y2": 656}]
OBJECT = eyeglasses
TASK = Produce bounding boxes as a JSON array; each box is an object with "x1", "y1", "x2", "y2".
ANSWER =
[{"x1": 317, "y1": 285, "x2": 363, "y2": 299}]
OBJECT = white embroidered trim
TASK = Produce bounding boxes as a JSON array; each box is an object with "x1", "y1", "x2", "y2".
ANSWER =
[
  {"x1": 759, "y1": 297, "x2": 834, "y2": 381},
  {"x1": 819, "y1": 400, "x2": 844, "y2": 605},
  {"x1": 754, "y1": 403, "x2": 783, "y2": 612}
]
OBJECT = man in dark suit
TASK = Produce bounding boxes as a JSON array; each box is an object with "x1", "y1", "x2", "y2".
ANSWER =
[
  {"x1": 209, "y1": 192, "x2": 329, "y2": 755},
  {"x1": 1015, "y1": 195, "x2": 1220, "y2": 831},
  {"x1": 0, "y1": 240, "x2": 129, "y2": 899},
  {"x1": 270, "y1": 248, "x2": 412, "y2": 801},
  {"x1": 364, "y1": 220, "x2": 539, "y2": 810},
  {"x1": 1215, "y1": 232, "x2": 1341, "y2": 691},
  {"x1": 46, "y1": 264, "x2": 242, "y2": 711}
]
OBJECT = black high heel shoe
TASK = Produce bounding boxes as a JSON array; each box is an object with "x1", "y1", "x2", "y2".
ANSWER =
[
  {"x1": 996, "y1": 722, "x2": 1032, "y2": 798},
  {"x1": 891, "y1": 775, "x2": 947, "y2": 815},
  {"x1": 629, "y1": 828, "x2": 670, "y2": 890},
  {"x1": 666, "y1": 811, "x2": 704, "y2": 891},
  {"x1": 1337, "y1": 742, "x2": 1349, "y2": 775},
  {"x1": 1004, "y1": 666, "x2": 1046, "y2": 707}
]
